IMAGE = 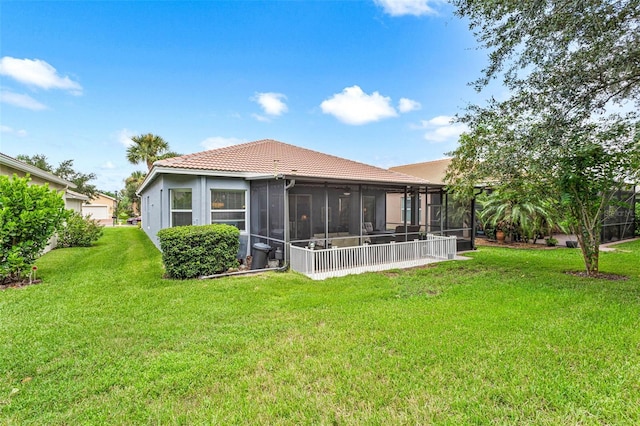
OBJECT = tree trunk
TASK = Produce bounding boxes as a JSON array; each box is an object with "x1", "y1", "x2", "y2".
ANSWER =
[{"x1": 574, "y1": 224, "x2": 600, "y2": 276}]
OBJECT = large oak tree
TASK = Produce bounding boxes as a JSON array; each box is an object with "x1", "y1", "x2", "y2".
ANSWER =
[{"x1": 447, "y1": 0, "x2": 640, "y2": 275}]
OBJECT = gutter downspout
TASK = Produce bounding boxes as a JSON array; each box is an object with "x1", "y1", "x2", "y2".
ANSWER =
[{"x1": 285, "y1": 179, "x2": 296, "y2": 190}]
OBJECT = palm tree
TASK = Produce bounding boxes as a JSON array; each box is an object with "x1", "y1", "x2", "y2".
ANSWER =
[
  {"x1": 124, "y1": 170, "x2": 147, "y2": 215},
  {"x1": 478, "y1": 188, "x2": 560, "y2": 243},
  {"x1": 126, "y1": 133, "x2": 175, "y2": 170}
]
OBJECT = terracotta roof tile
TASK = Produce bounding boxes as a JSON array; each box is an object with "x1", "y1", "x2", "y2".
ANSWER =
[
  {"x1": 156, "y1": 139, "x2": 431, "y2": 186},
  {"x1": 390, "y1": 158, "x2": 452, "y2": 185}
]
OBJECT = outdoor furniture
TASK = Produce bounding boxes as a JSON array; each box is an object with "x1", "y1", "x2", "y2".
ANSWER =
[
  {"x1": 394, "y1": 225, "x2": 421, "y2": 242},
  {"x1": 369, "y1": 230, "x2": 394, "y2": 244}
]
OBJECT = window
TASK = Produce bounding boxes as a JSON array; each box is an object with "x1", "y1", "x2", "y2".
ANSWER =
[
  {"x1": 211, "y1": 189, "x2": 246, "y2": 230},
  {"x1": 171, "y1": 189, "x2": 192, "y2": 227},
  {"x1": 401, "y1": 196, "x2": 422, "y2": 222}
]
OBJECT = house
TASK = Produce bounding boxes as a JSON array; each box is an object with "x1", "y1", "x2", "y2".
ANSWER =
[
  {"x1": 390, "y1": 158, "x2": 476, "y2": 251},
  {"x1": 137, "y1": 140, "x2": 460, "y2": 279},
  {"x1": 1, "y1": 152, "x2": 89, "y2": 253},
  {"x1": 82, "y1": 192, "x2": 117, "y2": 225},
  {"x1": 0, "y1": 152, "x2": 88, "y2": 212}
]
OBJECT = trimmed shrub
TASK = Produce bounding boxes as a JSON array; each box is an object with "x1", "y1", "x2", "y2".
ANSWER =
[
  {"x1": 157, "y1": 224, "x2": 239, "y2": 279},
  {"x1": 0, "y1": 174, "x2": 67, "y2": 282},
  {"x1": 57, "y1": 211, "x2": 104, "y2": 248},
  {"x1": 545, "y1": 237, "x2": 558, "y2": 246}
]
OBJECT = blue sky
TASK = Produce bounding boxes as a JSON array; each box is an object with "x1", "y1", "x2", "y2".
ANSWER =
[{"x1": 1, "y1": 0, "x2": 494, "y2": 191}]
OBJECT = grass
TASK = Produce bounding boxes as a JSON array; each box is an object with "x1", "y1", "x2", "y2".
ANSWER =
[{"x1": 1, "y1": 228, "x2": 639, "y2": 424}]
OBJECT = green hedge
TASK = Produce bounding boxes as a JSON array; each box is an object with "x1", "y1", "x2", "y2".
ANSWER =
[
  {"x1": 57, "y1": 211, "x2": 104, "y2": 248},
  {"x1": 157, "y1": 224, "x2": 240, "y2": 279}
]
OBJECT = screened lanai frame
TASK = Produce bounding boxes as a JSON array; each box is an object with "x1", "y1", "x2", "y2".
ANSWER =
[
  {"x1": 248, "y1": 178, "x2": 475, "y2": 262},
  {"x1": 601, "y1": 186, "x2": 637, "y2": 243}
]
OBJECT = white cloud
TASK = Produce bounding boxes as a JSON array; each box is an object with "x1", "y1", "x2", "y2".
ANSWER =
[
  {"x1": 0, "y1": 125, "x2": 27, "y2": 137},
  {"x1": 398, "y1": 97, "x2": 421, "y2": 113},
  {"x1": 0, "y1": 90, "x2": 47, "y2": 110},
  {"x1": 252, "y1": 92, "x2": 288, "y2": 116},
  {"x1": 101, "y1": 161, "x2": 116, "y2": 169},
  {"x1": 425, "y1": 115, "x2": 453, "y2": 126},
  {"x1": 320, "y1": 85, "x2": 398, "y2": 125},
  {"x1": 201, "y1": 136, "x2": 244, "y2": 150},
  {"x1": 0, "y1": 57, "x2": 82, "y2": 95},
  {"x1": 419, "y1": 115, "x2": 468, "y2": 143},
  {"x1": 251, "y1": 113, "x2": 271, "y2": 123},
  {"x1": 374, "y1": 0, "x2": 439, "y2": 16},
  {"x1": 116, "y1": 128, "x2": 136, "y2": 147}
]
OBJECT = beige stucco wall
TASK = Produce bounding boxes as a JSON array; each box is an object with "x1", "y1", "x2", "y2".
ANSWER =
[
  {"x1": 1, "y1": 163, "x2": 68, "y2": 192},
  {"x1": 386, "y1": 193, "x2": 428, "y2": 228},
  {"x1": 84, "y1": 193, "x2": 116, "y2": 216}
]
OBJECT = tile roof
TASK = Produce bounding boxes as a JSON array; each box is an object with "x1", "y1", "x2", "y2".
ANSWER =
[
  {"x1": 155, "y1": 139, "x2": 431, "y2": 186},
  {"x1": 389, "y1": 158, "x2": 452, "y2": 185},
  {"x1": 1, "y1": 152, "x2": 77, "y2": 188}
]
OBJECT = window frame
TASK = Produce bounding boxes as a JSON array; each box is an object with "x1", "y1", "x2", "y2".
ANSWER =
[
  {"x1": 401, "y1": 195, "x2": 422, "y2": 223},
  {"x1": 211, "y1": 189, "x2": 247, "y2": 231},
  {"x1": 170, "y1": 188, "x2": 193, "y2": 227}
]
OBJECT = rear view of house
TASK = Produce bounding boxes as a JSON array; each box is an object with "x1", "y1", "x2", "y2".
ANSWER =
[{"x1": 137, "y1": 140, "x2": 465, "y2": 278}]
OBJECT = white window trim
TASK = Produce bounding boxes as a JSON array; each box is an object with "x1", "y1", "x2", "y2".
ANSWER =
[
  {"x1": 401, "y1": 196, "x2": 422, "y2": 222},
  {"x1": 211, "y1": 189, "x2": 247, "y2": 231},
  {"x1": 170, "y1": 188, "x2": 193, "y2": 227}
]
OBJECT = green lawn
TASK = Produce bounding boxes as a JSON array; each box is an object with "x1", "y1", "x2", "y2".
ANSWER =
[{"x1": 1, "y1": 228, "x2": 639, "y2": 424}]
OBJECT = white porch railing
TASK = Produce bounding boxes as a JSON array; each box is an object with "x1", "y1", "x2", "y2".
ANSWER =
[{"x1": 289, "y1": 234, "x2": 457, "y2": 280}]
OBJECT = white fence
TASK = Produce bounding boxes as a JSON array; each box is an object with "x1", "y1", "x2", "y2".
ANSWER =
[{"x1": 289, "y1": 234, "x2": 457, "y2": 280}]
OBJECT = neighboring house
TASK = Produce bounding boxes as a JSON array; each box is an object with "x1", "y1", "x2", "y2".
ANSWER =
[
  {"x1": 1, "y1": 152, "x2": 89, "y2": 253},
  {"x1": 391, "y1": 158, "x2": 638, "y2": 245},
  {"x1": 0, "y1": 152, "x2": 88, "y2": 212},
  {"x1": 137, "y1": 140, "x2": 462, "y2": 278},
  {"x1": 82, "y1": 192, "x2": 117, "y2": 225},
  {"x1": 390, "y1": 158, "x2": 476, "y2": 251}
]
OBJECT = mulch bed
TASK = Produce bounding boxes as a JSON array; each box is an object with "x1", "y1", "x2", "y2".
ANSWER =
[
  {"x1": 564, "y1": 271, "x2": 629, "y2": 281},
  {"x1": 475, "y1": 239, "x2": 558, "y2": 250},
  {"x1": 0, "y1": 279, "x2": 42, "y2": 290}
]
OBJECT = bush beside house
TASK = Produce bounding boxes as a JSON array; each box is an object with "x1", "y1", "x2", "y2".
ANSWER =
[
  {"x1": 56, "y1": 211, "x2": 104, "y2": 248},
  {"x1": 0, "y1": 175, "x2": 67, "y2": 283},
  {"x1": 157, "y1": 224, "x2": 240, "y2": 279}
]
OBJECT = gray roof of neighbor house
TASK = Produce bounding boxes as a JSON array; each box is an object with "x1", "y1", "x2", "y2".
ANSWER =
[
  {"x1": 0, "y1": 152, "x2": 77, "y2": 188},
  {"x1": 139, "y1": 139, "x2": 433, "y2": 193},
  {"x1": 389, "y1": 158, "x2": 452, "y2": 186},
  {"x1": 65, "y1": 189, "x2": 89, "y2": 201}
]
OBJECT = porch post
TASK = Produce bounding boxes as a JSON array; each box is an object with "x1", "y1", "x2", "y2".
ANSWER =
[
  {"x1": 359, "y1": 184, "x2": 363, "y2": 243},
  {"x1": 410, "y1": 187, "x2": 420, "y2": 226},
  {"x1": 324, "y1": 184, "x2": 329, "y2": 238},
  {"x1": 442, "y1": 190, "x2": 447, "y2": 236},
  {"x1": 403, "y1": 187, "x2": 408, "y2": 232},
  {"x1": 283, "y1": 180, "x2": 290, "y2": 262}
]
